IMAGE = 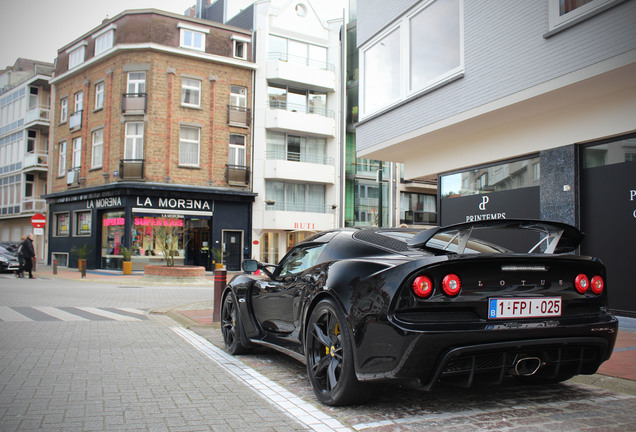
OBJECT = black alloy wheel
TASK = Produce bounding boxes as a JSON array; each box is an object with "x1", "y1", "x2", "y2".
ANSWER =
[
  {"x1": 305, "y1": 298, "x2": 371, "y2": 406},
  {"x1": 221, "y1": 291, "x2": 251, "y2": 355}
]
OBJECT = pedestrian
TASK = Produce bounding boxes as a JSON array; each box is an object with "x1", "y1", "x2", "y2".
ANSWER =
[
  {"x1": 15, "y1": 236, "x2": 26, "y2": 278},
  {"x1": 21, "y1": 233, "x2": 36, "y2": 279}
]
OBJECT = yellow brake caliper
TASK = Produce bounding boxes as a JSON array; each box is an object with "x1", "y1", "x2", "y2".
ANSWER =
[{"x1": 324, "y1": 323, "x2": 340, "y2": 356}]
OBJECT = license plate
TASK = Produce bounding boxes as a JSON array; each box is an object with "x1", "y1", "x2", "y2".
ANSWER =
[{"x1": 488, "y1": 297, "x2": 561, "y2": 319}]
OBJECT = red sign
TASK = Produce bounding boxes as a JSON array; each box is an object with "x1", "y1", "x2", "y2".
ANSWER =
[{"x1": 31, "y1": 213, "x2": 46, "y2": 228}]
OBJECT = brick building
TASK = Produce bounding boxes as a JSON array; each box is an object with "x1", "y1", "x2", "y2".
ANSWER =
[{"x1": 44, "y1": 9, "x2": 256, "y2": 271}]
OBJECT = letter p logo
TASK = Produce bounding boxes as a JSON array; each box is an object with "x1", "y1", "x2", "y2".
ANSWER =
[{"x1": 479, "y1": 196, "x2": 489, "y2": 211}]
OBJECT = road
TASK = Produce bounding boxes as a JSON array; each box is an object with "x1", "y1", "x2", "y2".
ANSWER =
[{"x1": 1, "y1": 273, "x2": 635, "y2": 431}]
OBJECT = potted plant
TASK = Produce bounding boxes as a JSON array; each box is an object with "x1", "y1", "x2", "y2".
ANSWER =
[
  {"x1": 70, "y1": 243, "x2": 93, "y2": 273},
  {"x1": 212, "y1": 247, "x2": 224, "y2": 270},
  {"x1": 120, "y1": 246, "x2": 133, "y2": 275}
]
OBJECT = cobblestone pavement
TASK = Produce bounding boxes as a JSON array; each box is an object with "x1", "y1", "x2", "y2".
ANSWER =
[{"x1": 189, "y1": 320, "x2": 636, "y2": 432}]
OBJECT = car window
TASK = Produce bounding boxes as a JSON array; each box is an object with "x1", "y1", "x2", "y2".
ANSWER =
[{"x1": 278, "y1": 243, "x2": 327, "y2": 277}]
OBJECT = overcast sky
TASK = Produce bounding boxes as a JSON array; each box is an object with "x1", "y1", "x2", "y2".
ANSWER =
[{"x1": 0, "y1": 0, "x2": 345, "y2": 69}]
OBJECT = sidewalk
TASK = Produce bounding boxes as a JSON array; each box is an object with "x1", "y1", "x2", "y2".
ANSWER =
[{"x1": 33, "y1": 264, "x2": 636, "y2": 390}]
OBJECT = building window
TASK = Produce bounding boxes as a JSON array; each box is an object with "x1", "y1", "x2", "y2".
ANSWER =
[
  {"x1": 94, "y1": 82, "x2": 104, "y2": 110},
  {"x1": 179, "y1": 125, "x2": 200, "y2": 166},
  {"x1": 125, "y1": 122, "x2": 144, "y2": 159},
  {"x1": 181, "y1": 78, "x2": 201, "y2": 107},
  {"x1": 54, "y1": 212, "x2": 70, "y2": 237},
  {"x1": 75, "y1": 211, "x2": 92, "y2": 236},
  {"x1": 67, "y1": 44, "x2": 86, "y2": 69},
  {"x1": 231, "y1": 35, "x2": 250, "y2": 60},
  {"x1": 93, "y1": 26, "x2": 115, "y2": 56},
  {"x1": 266, "y1": 132, "x2": 328, "y2": 165},
  {"x1": 58, "y1": 141, "x2": 66, "y2": 176},
  {"x1": 72, "y1": 137, "x2": 82, "y2": 169},
  {"x1": 230, "y1": 85, "x2": 247, "y2": 108},
  {"x1": 178, "y1": 22, "x2": 209, "y2": 51},
  {"x1": 92, "y1": 129, "x2": 103, "y2": 169},
  {"x1": 229, "y1": 134, "x2": 246, "y2": 166},
  {"x1": 60, "y1": 98, "x2": 68, "y2": 123},
  {"x1": 74, "y1": 91, "x2": 83, "y2": 113},
  {"x1": 548, "y1": 0, "x2": 621, "y2": 32},
  {"x1": 268, "y1": 35, "x2": 329, "y2": 70},
  {"x1": 265, "y1": 181, "x2": 326, "y2": 213},
  {"x1": 400, "y1": 192, "x2": 437, "y2": 225},
  {"x1": 360, "y1": 0, "x2": 463, "y2": 117},
  {"x1": 267, "y1": 84, "x2": 330, "y2": 117},
  {"x1": 127, "y1": 72, "x2": 146, "y2": 94}
]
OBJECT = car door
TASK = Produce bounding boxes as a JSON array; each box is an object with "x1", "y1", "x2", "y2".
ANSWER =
[{"x1": 251, "y1": 243, "x2": 327, "y2": 336}]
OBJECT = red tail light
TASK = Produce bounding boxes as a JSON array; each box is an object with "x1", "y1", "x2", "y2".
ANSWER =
[
  {"x1": 590, "y1": 276, "x2": 604, "y2": 295},
  {"x1": 412, "y1": 275, "x2": 433, "y2": 298},
  {"x1": 442, "y1": 274, "x2": 461, "y2": 297},
  {"x1": 575, "y1": 274, "x2": 589, "y2": 294}
]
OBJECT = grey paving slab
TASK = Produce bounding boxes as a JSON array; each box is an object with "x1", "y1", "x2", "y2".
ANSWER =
[{"x1": 0, "y1": 315, "x2": 308, "y2": 431}]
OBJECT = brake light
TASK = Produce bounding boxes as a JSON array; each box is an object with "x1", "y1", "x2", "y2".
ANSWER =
[
  {"x1": 590, "y1": 276, "x2": 604, "y2": 295},
  {"x1": 442, "y1": 274, "x2": 461, "y2": 297},
  {"x1": 575, "y1": 274, "x2": 589, "y2": 294},
  {"x1": 412, "y1": 275, "x2": 433, "y2": 298}
]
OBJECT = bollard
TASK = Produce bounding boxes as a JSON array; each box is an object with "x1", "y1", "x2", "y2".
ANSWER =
[
  {"x1": 53, "y1": 259, "x2": 57, "y2": 275},
  {"x1": 213, "y1": 269, "x2": 227, "y2": 322},
  {"x1": 80, "y1": 260, "x2": 87, "y2": 279}
]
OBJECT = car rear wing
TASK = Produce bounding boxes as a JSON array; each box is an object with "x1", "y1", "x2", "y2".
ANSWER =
[{"x1": 407, "y1": 219, "x2": 584, "y2": 254}]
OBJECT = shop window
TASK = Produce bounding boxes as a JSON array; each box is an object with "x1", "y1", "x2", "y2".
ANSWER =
[
  {"x1": 583, "y1": 135, "x2": 636, "y2": 168},
  {"x1": 260, "y1": 232, "x2": 280, "y2": 264},
  {"x1": 131, "y1": 216, "x2": 185, "y2": 260},
  {"x1": 52, "y1": 252, "x2": 69, "y2": 267},
  {"x1": 75, "y1": 210, "x2": 92, "y2": 236},
  {"x1": 101, "y1": 211, "x2": 125, "y2": 268},
  {"x1": 440, "y1": 156, "x2": 541, "y2": 198},
  {"x1": 54, "y1": 212, "x2": 70, "y2": 237}
]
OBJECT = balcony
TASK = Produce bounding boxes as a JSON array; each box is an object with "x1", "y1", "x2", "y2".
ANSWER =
[
  {"x1": 267, "y1": 53, "x2": 336, "y2": 92},
  {"x1": 261, "y1": 203, "x2": 335, "y2": 232},
  {"x1": 25, "y1": 106, "x2": 50, "y2": 133},
  {"x1": 122, "y1": 93, "x2": 147, "y2": 115},
  {"x1": 228, "y1": 105, "x2": 250, "y2": 127},
  {"x1": 264, "y1": 155, "x2": 335, "y2": 184},
  {"x1": 266, "y1": 101, "x2": 336, "y2": 137},
  {"x1": 22, "y1": 152, "x2": 48, "y2": 172},
  {"x1": 69, "y1": 110, "x2": 82, "y2": 131},
  {"x1": 21, "y1": 198, "x2": 46, "y2": 213},
  {"x1": 226, "y1": 164, "x2": 249, "y2": 186},
  {"x1": 119, "y1": 159, "x2": 145, "y2": 180},
  {"x1": 67, "y1": 167, "x2": 80, "y2": 186}
]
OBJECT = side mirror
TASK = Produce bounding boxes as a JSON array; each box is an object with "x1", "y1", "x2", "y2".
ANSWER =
[{"x1": 242, "y1": 259, "x2": 259, "y2": 273}]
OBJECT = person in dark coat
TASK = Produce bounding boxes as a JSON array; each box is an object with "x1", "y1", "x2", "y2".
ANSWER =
[
  {"x1": 15, "y1": 235, "x2": 26, "y2": 278},
  {"x1": 21, "y1": 233, "x2": 36, "y2": 279}
]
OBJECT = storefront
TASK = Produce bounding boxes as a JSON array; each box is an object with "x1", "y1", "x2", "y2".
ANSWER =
[
  {"x1": 438, "y1": 136, "x2": 636, "y2": 317},
  {"x1": 44, "y1": 183, "x2": 255, "y2": 272}
]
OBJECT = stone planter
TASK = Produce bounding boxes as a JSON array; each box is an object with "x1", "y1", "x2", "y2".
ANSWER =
[{"x1": 143, "y1": 265, "x2": 207, "y2": 284}]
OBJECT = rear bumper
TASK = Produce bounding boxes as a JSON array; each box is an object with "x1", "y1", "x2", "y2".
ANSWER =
[{"x1": 354, "y1": 315, "x2": 618, "y2": 389}]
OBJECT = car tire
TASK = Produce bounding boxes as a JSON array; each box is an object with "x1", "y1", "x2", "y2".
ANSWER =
[
  {"x1": 221, "y1": 291, "x2": 251, "y2": 355},
  {"x1": 305, "y1": 298, "x2": 373, "y2": 406}
]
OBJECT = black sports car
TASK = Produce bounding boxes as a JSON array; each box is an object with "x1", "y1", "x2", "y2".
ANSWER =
[{"x1": 221, "y1": 219, "x2": 618, "y2": 406}]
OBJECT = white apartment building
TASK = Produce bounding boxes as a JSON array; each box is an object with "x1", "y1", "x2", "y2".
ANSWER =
[
  {"x1": 197, "y1": 0, "x2": 345, "y2": 263},
  {"x1": 0, "y1": 58, "x2": 54, "y2": 260}
]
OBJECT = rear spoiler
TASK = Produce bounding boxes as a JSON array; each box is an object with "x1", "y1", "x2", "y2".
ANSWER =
[{"x1": 407, "y1": 219, "x2": 584, "y2": 254}]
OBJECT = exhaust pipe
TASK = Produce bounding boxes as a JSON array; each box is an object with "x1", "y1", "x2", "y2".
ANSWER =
[{"x1": 513, "y1": 356, "x2": 542, "y2": 376}]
